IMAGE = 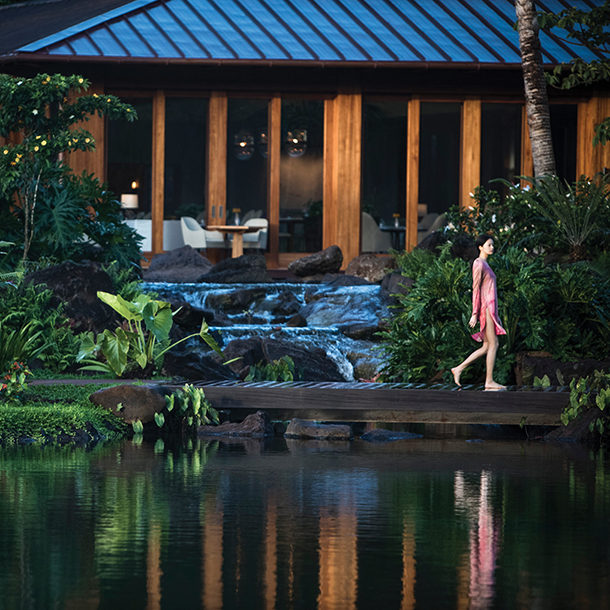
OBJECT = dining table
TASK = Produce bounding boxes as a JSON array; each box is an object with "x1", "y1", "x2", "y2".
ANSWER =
[
  {"x1": 380, "y1": 225, "x2": 406, "y2": 250},
  {"x1": 211, "y1": 225, "x2": 257, "y2": 258}
]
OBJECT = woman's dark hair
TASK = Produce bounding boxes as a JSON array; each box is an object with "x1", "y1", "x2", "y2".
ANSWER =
[{"x1": 475, "y1": 234, "x2": 493, "y2": 249}]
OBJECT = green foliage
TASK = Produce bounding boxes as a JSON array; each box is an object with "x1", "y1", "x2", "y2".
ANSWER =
[
  {"x1": 0, "y1": 73, "x2": 140, "y2": 266},
  {"x1": 0, "y1": 240, "x2": 21, "y2": 286},
  {"x1": 245, "y1": 355, "x2": 298, "y2": 382},
  {"x1": 380, "y1": 244, "x2": 610, "y2": 385},
  {"x1": 163, "y1": 384, "x2": 219, "y2": 436},
  {"x1": 77, "y1": 291, "x2": 223, "y2": 377},
  {"x1": 0, "y1": 320, "x2": 45, "y2": 376},
  {"x1": 561, "y1": 371, "x2": 610, "y2": 440},
  {"x1": 0, "y1": 361, "x2": 32, "y2": 404}
]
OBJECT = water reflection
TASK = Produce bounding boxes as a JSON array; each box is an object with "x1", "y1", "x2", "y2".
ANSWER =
[{"x1": 0, "y1": 440, "x2": 609, "y2": 609}]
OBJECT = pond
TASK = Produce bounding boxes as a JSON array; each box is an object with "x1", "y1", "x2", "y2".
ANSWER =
[{"x1": 1, "y1": 437, "x2": 609, "y2": 610}]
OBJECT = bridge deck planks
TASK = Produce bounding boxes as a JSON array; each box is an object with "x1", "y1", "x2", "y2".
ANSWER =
[{"x1": 193, "y1": 381, "x2": 568, "y2": 426}]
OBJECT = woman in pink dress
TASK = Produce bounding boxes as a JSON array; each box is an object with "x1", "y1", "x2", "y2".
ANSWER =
[{"x1": 451, "y1": 234, "x2": 506, "y2": 390}]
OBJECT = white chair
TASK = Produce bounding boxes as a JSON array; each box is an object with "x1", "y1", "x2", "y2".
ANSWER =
[
  {"x1": 418, "y1": 213, "x2": 447, "y2": 243},
  {"x1": 180, "y1": 216, "x2": 225, "y2": 251},
  {"x1": 243, "y1": 218, "x2": 269, "y2": 251},
  {"x1": 361, "y1": 212, "x2": 392, "y2": 253},
  {"x1": 418, "y1": 212, "x2": 439, "y2": 231},
  {"x1": 241, "y1": 209, "x2": 263, "y2": 224}
]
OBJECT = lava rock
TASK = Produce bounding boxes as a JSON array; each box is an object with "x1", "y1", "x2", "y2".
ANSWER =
[
  {"x1": 339, "y1": 323, "x2": 381, "y2": 341},
  {"x1": 287, "y1": 245, "x2": 343, "y2": 277},
  {"x1": 272, "y1": 291, "x2": 301, "y2": 316},
  {"x1": 325, "y1": 274, "x2": 373, "y2": 287},
  {"x1": 24, "y1": 260, "x2": 118, "y2": 334},
  {"x1": 198, "y1": 410, "x2": 274, "y2": 438},
  {"x1": 345, "y1": 254, "x2": 396, "y2": 283},
  {"x1": 89, "y1": 384, "x2": 169, "y2": 424},
  {"x1": 170, "y1": 301, "x2": 214, "y2": 328},
  {"x1": 206, "y1": 287, "x2": 267, "y2": 311},
  {"x1": 416, "y1": 231, "x2": 447, "y2": 252},
  {"x1": 197, "y1": 253, "x2": 273, "y2": 283},
  {"x1": 450, "y1": 235, "x2": 479, "y2": 263},
  {"x1": 285, "y1": 313, "x2": 307, "y2": 327},
  {"x1": 143, "y1": 245, "x2": 213, "y2": 282},
  {"x1": 381, "y1": 272, "x2": 413, "y2": 303},
  {"x1": 284, "y1": 418, "x2": 353, "y2": 440},
  {"x1": 163, "y1": 346, "x2": 240, "y2": 381},
  {"x1": 360, "y1": 429, "x2": 423, "y2": 443}
]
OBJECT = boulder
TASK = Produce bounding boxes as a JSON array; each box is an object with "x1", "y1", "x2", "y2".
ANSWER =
[
  {"x1": 450, "y1": 235, "x2": 478, "y2": 262},
  {"x1": 197, "y1": 253, "x2": 273, "y2": 283},
  {"x1": 170, "y1": 301, "x2": 214, "y2": 329},
  {"x1": 198, "y1": 410, "x2": 274, "y2": 438},
  {"x1": 381, "y1": 272, "x2": 413, "y2": 303},
  {"x1": 206, "y1": 287, "x2": 267, "y2": 311},
  {"x1": 271, "y1": 290, "x2": 301, "y2": 316},
  {"x1": 416, "y1": 231, "x2": 447, "y2": 252},
  {"x1": 143, "y1": 246, "x2": 213, "y2": 283},
  {"x1": 287, "y1": 245, "x2": 343, "y2": 277},
  {"x1": 285, "y1": 313, "x2": 307, "y2": 327},
  {"x1": 163, "y1": 345, "x2": 240, "y2": 381},
  {"x1": 325, "y1": 274, "x2": 373, "y2": 287},
  {"x1": 284, "y1": 418, "x2": 353, "y2": 440},
  {"x1": 339, "y1": 323, "x2": 381, "y2": 341},
  {"x1": 514, "y1": 353, "x2": 610, "y2": 386},
  {"x1": 24, "y1": 260, "x2": 118, "y2": 333},
  {"x1": 360, "y1": 428, "x2": 423, "y2": 443},
  {"x1": 89, "y1": 384, "x2": 168, "y2": 424},
  {"x1": 345, "y1": 254, "x2": 396, "y2": 283},
  {"x1": 223, "y1": 336, "x2": 345, "y2": 381}
]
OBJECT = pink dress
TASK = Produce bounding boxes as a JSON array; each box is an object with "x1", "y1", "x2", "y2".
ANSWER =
[{"x1": 471, "y1": 258, "x2": 506, "y2": 342}]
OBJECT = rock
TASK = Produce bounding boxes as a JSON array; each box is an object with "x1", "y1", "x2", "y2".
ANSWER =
[
  {"x1": 450, "y1": 235, "x2": 478, "y2": 262},
  {"x1": 514, "y1": 353, "x2": 610, "y2": 386},
  {"x1": 223, "y1": 336, "x2": 345, "y2": 381},
  {"x1": 170, "y1": 301, "x2": 214, "y2": 328},
  {"x1": 163, "y1": 346, "x2": 240, "y2": 381},
  {"x1": 198, "y1": 410, "x2": 274, "y2": 438},
  {"x1": 285, "y1": 418, "x2": 353, "y2": 440},
  {"x1": 360, "y1": 428, "x2": 423, "y2": 443},
  {"x1": 89, "y1": 384, "x2": 168, "y2": 424},
  {"x1": 381, "y1": 272, "x2": 413, "y2": 303},
  {"x1": 346, "y1": 254, "x2": 396, "y2": 283},
  {"x1": 197, "y1": 253, "x2": 273, "y2": 283},
  {"x1": 544, "y1": 408, "x2": 599, "y2": 443},
  {"x1": 287, "y1": 245, "x2": 343, "y2": 277},
  {"x1": 143, "y1": 246, "x2": 213, "y2": 282},
  {"x1": 206, "y1": 287, "x2": 267, "y2": 311},
  {"x1": 285, "y1": 313, "x2": 307, "y2": 327},
  {"x1": 352, "y1": 358, "x2": 381, "y2": 381},
  {"x1": 339, "y1": 323, "x2": 381, "y2": 341},
  {"x1": 24, "y1": 260, "x2": 118, "y2": 333},
  {"x1": 416, "y1": 231, "x2": 447, "y2": 252},
  {"x1": 325, "y1": 274, "x2": 373, "y2": 287},
  {"x1": 271, "y1": 291, "x2": 301, "y2": 316}
]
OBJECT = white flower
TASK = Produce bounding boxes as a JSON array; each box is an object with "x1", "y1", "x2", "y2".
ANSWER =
[
  {"x1": 69, "y1": 115, "x2": 74, "y2": 119},
  {"x1": 492, "y1": 214, "x2": 496, "y2": 223},
  {"x1": 32, "y1": 109, "x2": 38, "y2": 115},
  {"x1": 469, "y1": 192, "x2": 474, "y2": 198},
  {"x1": 468, "y1": 206, "x2": 474, "y2": 211},
  {"x1": 17, "y1": 81, "x2": 22, "y2": 85}
]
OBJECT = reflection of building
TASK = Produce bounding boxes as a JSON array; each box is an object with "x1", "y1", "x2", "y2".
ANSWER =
[{"x1": 2, "y1": 0, "x2": 608, "y2": 267}]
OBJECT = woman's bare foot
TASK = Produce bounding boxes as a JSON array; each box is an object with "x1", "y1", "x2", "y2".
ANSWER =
[
  {"x1": 451, "y1": 367, "x2": 462, "y2": 387},
  {"x1": 484, "y1": 381, "x2": 506, "y2": 391}
]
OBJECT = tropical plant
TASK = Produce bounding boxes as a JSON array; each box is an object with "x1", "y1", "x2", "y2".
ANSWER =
[
  {"x1": 0, "y1": 361, "x2": 31, "y2": 404},
  {"x1": 0, "y1": 240, "x2": 20, "y2": 286},
  {"x1": 561, "y1": 371, "x2": 610, "y2": 438},
  {"x1": 0, "y1": 320, "x2": 47, "y2": 376},
  {"x1": 77, "y1": 291, "x2": 223, "y2": 377},
  {"x1": 157, "y1": 384, "x2": 220, "y2": 436},
  {"x1": 245, "y1": 355, "x2": 298, "y2": 382}
]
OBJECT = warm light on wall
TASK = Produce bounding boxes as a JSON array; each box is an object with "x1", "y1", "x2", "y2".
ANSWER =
[{"x1": 120, "y1": 194, "x2": 139, "y2": 209}]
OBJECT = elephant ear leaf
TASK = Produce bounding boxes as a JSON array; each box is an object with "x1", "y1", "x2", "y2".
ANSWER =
[
  {"x1": 100, "y1": 328, "x2": 130, "y2": 376},
  {"x1": 97, "y1": 291, "x2": 140, "y2": 321},
  {"x1": 143, "y1": 301, "x2": 173, "y2": 342},
  {"x1": 199, "y1": 320, "x2": 223, "y2": 355}
]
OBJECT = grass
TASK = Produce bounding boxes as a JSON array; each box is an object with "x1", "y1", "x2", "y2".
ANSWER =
[{"x1": 0, "y1": 383, "x2": 129, "y2": 444}]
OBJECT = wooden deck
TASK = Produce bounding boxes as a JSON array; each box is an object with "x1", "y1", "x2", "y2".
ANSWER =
[{"x1": 193, "y1": 381, "x2": 569, "y2": 426}]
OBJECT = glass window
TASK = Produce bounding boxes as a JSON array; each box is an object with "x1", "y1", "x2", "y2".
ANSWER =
[
  {"x1": 481, "y1": 103, "x2": 522, "y2": 201},
  {"x1": 107, "y1": 98, "x2": 152, "y2": 218},
  {"x1": 280, "y1": 100, "x2": 324, "y2": 253},
  {"x1": 550, "y1": 104, "x2": 577, "y2": 183},
  {"x1": 419, "y1": 103, "x2": 461, "y2": 217},
  {"x1": 362, "y1": 99, "x2": 408, "y2": 252},
  {"x1": 164, "y1": 98, "x2": 208, "y2": 221},
  {"x1": 227, "y1": 99, "x2": 268, "y2": 226}
]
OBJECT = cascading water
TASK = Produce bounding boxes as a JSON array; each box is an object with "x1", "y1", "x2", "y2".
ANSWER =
[{"x1": 143, "y1": 281, "x2": 389, "y2": 381}]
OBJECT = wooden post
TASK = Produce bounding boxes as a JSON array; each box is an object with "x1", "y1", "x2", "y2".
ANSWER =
[
  {"x1": 207, "y1": 92, "x2": 227, "y2": 227},
  {"x1": 151, "y1": 91, "x2": 165, "y2": 254},
  {"x1": 520, "y1": 104, "x2": 534, "y2": 187},
  {"x1": 405, "y1": 98, "x2": 420, "y2": 252},
  {"x1": 267, "y1": 95, "x2": 281, "y2": 268},
  {"x1": 460, "y1": 99, "x2": 481, "y2": 209},
  {"x1": 67, "y1": 81, "x2": 106, "y2": 180},
  {"x1": 323, "y1": 90, "x2": 362, "y2": 269}
]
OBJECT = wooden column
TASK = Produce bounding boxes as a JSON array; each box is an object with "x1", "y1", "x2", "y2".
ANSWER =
[
  {"x1": 267, "y1": 95, "x2": 281, "y2": 268},
  {"x1": 405, "y1": 98, "x2": 420, "y2": 252},
  {"x1": 151, "y1": 90, "x2": 165, "y2": 254},
  {"x1": 67, "y1": 81, "x2": 106, "y2": 179},
  {"x1": 520, "y1": 105, "x2": 534, "y2": 186},
  {"x1": 323, "y1": 90, "x2": 362, "y2": 269},
  {"x1": 207, "y1": 92, "x2": 227, "y2": 227},
  {"x1": 578, "y1": 96, "x2": 610, "y2": 179},
  {"x1": 460, "y1": 99, "x2": 481, "y2": 209}
]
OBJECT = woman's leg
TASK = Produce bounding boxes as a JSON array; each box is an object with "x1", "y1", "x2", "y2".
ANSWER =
[
  {"x1": 451, "y1": 335, "x2": 489, "y2": 386},
  {"x1": 484, "y1": 308, "x2": 505, "y2": 390}
]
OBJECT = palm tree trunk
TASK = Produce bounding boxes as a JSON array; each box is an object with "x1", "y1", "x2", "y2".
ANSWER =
[{"x1": 515, "y1": 0, "x2": 556, "y2": 177}]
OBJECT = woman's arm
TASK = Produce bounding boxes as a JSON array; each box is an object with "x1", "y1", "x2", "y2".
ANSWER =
[{"x1": 470, "y1": 259, "x2": 483, "y2": 327}]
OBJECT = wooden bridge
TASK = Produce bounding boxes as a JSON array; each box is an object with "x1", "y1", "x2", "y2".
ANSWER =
[{"x1": 192, "y1": 381, "x2": 570, "y2": 426}]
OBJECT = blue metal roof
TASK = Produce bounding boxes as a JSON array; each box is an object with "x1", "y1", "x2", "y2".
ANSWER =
[{"x1": 12, "y1": 0, "x2": 606, "y2": 65}]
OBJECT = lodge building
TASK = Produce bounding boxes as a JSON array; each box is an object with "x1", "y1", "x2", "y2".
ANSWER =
[{"x1": 1, "y1": 0, "x2": 609, "y2": 268}]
